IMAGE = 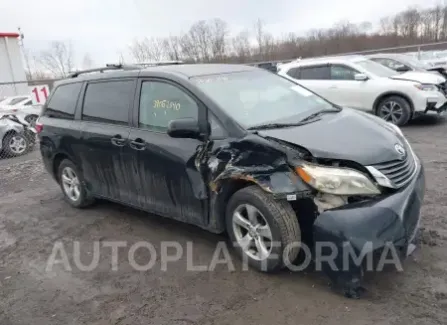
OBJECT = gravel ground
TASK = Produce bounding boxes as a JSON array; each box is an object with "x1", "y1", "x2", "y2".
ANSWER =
[{"x1": 1, "y1": 115, "x2": 447, "y2": 325}]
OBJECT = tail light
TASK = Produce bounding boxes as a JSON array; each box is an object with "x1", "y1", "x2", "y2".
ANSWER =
[{"x1": 35, "y1": 120, "x2": 43, "y2": 133}]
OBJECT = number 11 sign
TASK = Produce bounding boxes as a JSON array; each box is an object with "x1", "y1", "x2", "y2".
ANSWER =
[{"x1": 30, "y1": 85, "x2": 50, "y2": 105}]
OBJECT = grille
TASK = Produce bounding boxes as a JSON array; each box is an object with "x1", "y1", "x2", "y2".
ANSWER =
[{"x1": 370, "y1": 155, "x2": 416, "y2": 188}]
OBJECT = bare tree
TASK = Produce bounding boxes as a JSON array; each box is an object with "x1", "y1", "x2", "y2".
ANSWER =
[
  {"x1": 38, "y1": 41, "x2": 74, "y2": 77},
  {"x1": 254, "y1": 18, "x2": 266, "y2": 56},
  {"x1": 232, "y1": 30, "x2": 252, "y2": 62},
  {"x1": 81, "y1": 53, "x2": 94, "y2": 69},
  {"x1": 209, "y1": 18, "x2": 229, "y2": 61},
  {"x1": 187, "y1": 21, "x2": 212, "y2": 61},
  {"x1": 129, "y1": 37, "x2": 165, "y2": 63},
  {"x1": 162, "y1": 35, "x2": 183, "y2": 61}
]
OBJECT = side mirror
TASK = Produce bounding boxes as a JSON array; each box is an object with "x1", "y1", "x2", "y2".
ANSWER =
[
  {"x1": 167, "y1": 118, "x2": 203, "y2": 140},
  {"x1": 396, "y1": 65, "x2": 411, "y2": 72},
  {"x1": 354, "y1": 73, "x2": 368, "y2": 81}
]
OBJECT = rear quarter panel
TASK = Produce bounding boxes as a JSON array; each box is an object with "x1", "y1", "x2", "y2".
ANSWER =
[{"x1": 38, "y1": 117, "x2": 83, "y2": 178}]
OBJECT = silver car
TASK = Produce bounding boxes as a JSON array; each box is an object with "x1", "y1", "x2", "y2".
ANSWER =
[{"x1": 0, "y1": 115, "x2": 37, "y2": 157}]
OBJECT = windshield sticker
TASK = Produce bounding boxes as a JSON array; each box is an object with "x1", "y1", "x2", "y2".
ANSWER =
[
  {"x1": 153, "y1": 100, "x2": 181, "y2": 111},
  {"x1": 290, "y1": 85, "x2": 313, "y2": 97}
]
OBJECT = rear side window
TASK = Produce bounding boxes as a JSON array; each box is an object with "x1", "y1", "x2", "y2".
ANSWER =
[
  {"x1": 300, "y1": 65, "x2": 330, "y2": 80},
  {"x1": 44, "y1": 83, "x2": 82, "y2": 119},
  {"x1": 82, "y1": 80, "x2": 134, "y2": 125}
]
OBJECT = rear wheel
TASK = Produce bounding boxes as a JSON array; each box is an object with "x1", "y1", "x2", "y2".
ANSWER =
[
  {"x1": 226, "y1": 186, "x2": 301, "y2": 272},
  {"x1": 57, "y1": 159, "x2": 94, "y2": 208},
  {"x1": 376, "y1": 96, "x2": 412, "y2": 126}
]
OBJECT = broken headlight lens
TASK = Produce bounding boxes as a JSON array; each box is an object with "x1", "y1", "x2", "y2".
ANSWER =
[{"x1": 295, "y1": 164, "x2": 381, "y2": 195}]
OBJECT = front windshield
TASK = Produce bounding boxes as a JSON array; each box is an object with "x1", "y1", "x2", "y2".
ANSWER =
[
  {"x1": 191, "y1": 70, "x2": 334, "y2": 128},
  {"x1": 355, "y1": 59, "x2": 397, "y2": 78}
]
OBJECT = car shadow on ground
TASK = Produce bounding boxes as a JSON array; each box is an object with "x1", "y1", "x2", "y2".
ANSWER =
[{"x1": 406, "y1": 115, "x2": 446, "y2": 127}]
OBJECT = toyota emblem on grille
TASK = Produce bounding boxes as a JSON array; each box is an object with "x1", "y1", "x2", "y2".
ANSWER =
[{"x1": 395, "y1": 143, "x2": 406, "y2": 156}]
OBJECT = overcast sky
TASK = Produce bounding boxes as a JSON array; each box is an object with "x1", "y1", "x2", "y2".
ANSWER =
[{"x1": 0, "y1": 0, "x2": 442, "y2": 66}]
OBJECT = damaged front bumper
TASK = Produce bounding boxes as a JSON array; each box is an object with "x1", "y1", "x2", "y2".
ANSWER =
[
  {"x1": 313, "y1": 160, "x2": 425, "y2": 297},
  {"x1": 424, "y1": 100, "x2": 447, "y2": 115}
]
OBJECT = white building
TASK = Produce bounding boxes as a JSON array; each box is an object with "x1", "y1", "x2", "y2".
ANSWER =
[{"x1": 0, "y1": 32, "x2": 28, "y2": 99}]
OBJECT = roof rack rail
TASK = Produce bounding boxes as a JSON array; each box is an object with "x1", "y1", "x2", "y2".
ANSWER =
[
  {"x1": 68, "y1": 64, "x2": 141, "y2": 78},
  {"x1": 135, "y1": 60, "x2": 184, "y2": 67}
]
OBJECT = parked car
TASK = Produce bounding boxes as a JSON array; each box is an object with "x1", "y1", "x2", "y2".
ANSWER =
[
  {"x1": 0, "y1": 104, "x2": 42, "y2": 126},
  {"x1": 0, "y1": 95, "x2": 32, "y2": 109},
  {"x1": 366, "y1": 53, "x2": 447, "y2": 79},
  {"x1": 277, "y1": 55, "x2": 447, "y2": 125},
  {"x1": 0, "y1": 114, "x2": 37, "y2": 157},
  {"x1": 0, "y1": 95, "x2": 41, "y2": 126},
  {"x1": 38, "y1": 63, "x2": 425, "y2": 298}
]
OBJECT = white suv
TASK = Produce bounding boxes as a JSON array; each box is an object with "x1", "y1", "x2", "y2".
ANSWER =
[{"x1": 277, "y1": 55, "x2": 447, "y2": 125}]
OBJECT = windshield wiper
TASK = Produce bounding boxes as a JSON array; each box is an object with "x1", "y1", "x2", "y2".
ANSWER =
[
  {"x1": 298, "y1": 108, "x2": 341, "y2": 123},
  {"x1": 247, "y1": 122, "x2": 310, "y2": 130},
  {"x1": 247, "y1": 107, "x2": 341, "y2": 131}
]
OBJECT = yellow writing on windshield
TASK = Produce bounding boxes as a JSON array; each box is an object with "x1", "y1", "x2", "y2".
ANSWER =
[{"x1": 153, "y1": 100, "x2": 181, "y2": 111}]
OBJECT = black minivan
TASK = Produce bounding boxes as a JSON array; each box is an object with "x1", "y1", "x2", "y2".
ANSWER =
[{"x1": 38, "y1": 63, "x2": 425, "y2": 298}]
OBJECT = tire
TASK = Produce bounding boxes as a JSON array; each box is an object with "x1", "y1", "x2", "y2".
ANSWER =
[
  {"x1": 2, "y1": 132, "x2": 30, "y2": 157},
  {"x1": 57, "y1": 159, "x2": 94, "y2": 208},
  {"x1": 226, "y1": 186, "x2": 301, "y2": 272},
  {"x1": 375, "y1": 95, "x2": 412, "y2": 126}
]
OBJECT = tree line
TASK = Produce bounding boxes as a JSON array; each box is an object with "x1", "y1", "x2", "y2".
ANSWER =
[{"x1": 27, "y1": 4, "x2": 447, "y2": 79}]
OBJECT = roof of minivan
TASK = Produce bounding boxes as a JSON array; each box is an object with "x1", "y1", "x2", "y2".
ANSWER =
[{"x1": 58, "y1": 64, "x2": 258, "y2": 85}]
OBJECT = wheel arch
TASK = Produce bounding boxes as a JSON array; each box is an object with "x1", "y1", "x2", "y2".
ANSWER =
[
  {"x1": 211, "y1": 179, "x2": 258, "y2": 233},
  {"x1": 52, "y1": 153, "x2": 71, "y2": 181},
  {"x1": 373, "y1": 92, "x2": 415, "y2": 115}
]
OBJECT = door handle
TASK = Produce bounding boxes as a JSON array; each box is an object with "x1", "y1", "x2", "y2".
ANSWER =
[
  {"x1": 111, "y1": 135, "x2": 126, "y2": 146},
  {"x1": 130, "y1": 138, "x2": 146, "y2": 150}
]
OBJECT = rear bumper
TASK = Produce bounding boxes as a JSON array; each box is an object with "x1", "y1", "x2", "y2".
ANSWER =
[{"x1": 313, "y1": 159, "x2": 425, "y2": 294}]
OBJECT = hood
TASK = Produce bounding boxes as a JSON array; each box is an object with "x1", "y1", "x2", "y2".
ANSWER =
[
  {"x1": 258, "y1": 108, "x2": 405, "y2": 166},
  {"x1": 391, "y1": 71, "x2": 446, "y2": 84}
]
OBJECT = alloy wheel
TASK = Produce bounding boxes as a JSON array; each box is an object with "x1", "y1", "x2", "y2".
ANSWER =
[
  {"x1": 8, "y1": 135, "x2": 27, "y2": 155},
  {"x1": 61, "y1": 167, "x2": 81, "y2": 202},
  {"x1": 232, "y1": 204, "x2": 273, "y2": 261},
  {"x1": 379, "y1": 101, "x2": 403, "y2": 124}
]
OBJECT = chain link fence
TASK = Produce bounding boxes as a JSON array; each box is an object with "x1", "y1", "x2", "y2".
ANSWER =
[{"x1": 0, "y1": 79, "x2": 57, "y2": 161}]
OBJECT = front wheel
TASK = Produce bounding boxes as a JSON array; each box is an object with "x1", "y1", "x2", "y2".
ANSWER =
[
  {"x1": 2, "y1": 132, "x2": 30, "y2": 157},
  {"x1": 226, "y1": 186, "x2": 301, "y2": 272},
  {"x1": 376, "y1": 96, "x2": 412, "y2": 126}
]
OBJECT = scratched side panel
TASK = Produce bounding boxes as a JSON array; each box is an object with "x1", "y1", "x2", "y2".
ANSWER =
[{"x1": 124, "y1": 129, "x2": 208, "y2": 227}]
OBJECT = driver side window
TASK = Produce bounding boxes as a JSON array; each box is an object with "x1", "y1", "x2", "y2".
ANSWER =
[
  {"x1": 139, "y1": 81, "x2": 199, "y2": 132},
  {"x1": 330, "y1": 65, "x2": 359, "y2": 80}
]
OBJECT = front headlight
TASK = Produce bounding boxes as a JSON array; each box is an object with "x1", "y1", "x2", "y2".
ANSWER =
[
  {"x1": 414, "y1": 84, "x2": 438, "y2": 92},
  {"x1": 295, "y1": 164, "x2": 381, "y2": 195}
]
